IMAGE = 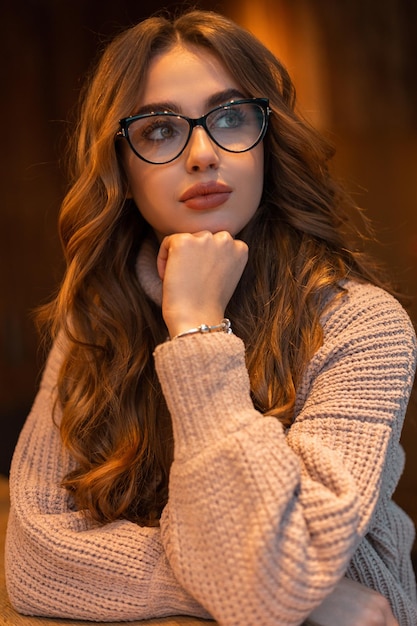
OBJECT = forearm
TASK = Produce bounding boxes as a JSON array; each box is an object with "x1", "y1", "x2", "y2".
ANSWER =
[
  {"x1": 156, "y1": 334, "x2": 361, "y2": 625},
  {"x1": 155, "y1": 291, "x2": 416, "y2": 626}
]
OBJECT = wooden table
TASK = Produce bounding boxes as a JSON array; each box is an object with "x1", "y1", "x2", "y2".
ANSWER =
[{"x1": 0, "y1": 476, "x2": 215, "y2": 626}]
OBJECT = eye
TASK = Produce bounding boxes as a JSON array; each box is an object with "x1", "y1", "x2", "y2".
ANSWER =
[
  {"x1": 210, "y1": 107, "x2": 245, "y2": 130},
  {"x1": 139, "y1": 117, "x2": 180, "y2": 142}
]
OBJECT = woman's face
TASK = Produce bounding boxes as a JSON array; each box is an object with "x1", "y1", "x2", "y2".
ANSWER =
[{"x1": 122, "y1": 44, "x2": 264, "y2": 241}]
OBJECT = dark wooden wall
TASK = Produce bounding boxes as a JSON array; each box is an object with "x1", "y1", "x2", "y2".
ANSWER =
[{"x1": 1, "y1": 0, "x2": 416, "y2": 549}]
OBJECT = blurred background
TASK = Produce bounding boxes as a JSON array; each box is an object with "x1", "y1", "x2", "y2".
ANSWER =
[{"x1": 1, "y1": 0, "x2": 416, "y2": 558}]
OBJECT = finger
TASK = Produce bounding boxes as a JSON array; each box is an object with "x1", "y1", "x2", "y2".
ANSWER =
[
  {"x1": 156, "y1": 236, "x2": 172, "y2": 280},
  {"x1": 157, "y1": 231, "x2": 217, "y2": 279}
]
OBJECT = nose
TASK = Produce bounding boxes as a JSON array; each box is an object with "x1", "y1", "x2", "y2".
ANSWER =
[{"x1": 184, "y1": 126, "x2": 220, "y2": 172}]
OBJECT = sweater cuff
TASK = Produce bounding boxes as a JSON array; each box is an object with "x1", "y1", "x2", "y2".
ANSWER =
[{"x1": 154, "y1": 333, "x2": 258, "y2": 460}]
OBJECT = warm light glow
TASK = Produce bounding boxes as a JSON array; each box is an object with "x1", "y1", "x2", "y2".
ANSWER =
[{"x1": 225, "y1": 0, "x2": 329, "y2": 128}]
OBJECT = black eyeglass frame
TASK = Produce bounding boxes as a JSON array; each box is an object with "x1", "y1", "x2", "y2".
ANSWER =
[{"x1": 117, "y1": 97, "x2": 271, "y2": 165}]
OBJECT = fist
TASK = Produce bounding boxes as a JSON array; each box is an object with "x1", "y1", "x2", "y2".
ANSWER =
[{"x1": 157, "y1": 230, "x2": 248, "y2": 338}]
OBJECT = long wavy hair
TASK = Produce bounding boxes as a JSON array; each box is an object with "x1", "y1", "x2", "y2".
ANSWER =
[{"x1": 40, "y1": 10, "x2": 388, "y2": 526}]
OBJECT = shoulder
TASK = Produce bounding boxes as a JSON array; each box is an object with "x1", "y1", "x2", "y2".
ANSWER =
[
  {"x1": 38, "y1": 333, "x2": 68, "y2": 394},
  {"x1": 294, "y1": 281, "x2": 416, "y2": 425},
  {"x1": 299, "y1": 280, "x2": 417, "y2": 396},
  {"x1": 321, "y1": 280, "x2": 416, "y2": 352}
]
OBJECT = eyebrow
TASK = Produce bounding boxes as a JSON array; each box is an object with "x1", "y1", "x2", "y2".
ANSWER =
[{"x1": 134, "y1": 88, "x2": 247, "y2": 117}]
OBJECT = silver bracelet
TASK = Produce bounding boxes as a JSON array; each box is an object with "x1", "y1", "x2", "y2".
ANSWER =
[{"x1": 171, "y1": 318, "x2": 232, "y2": 340}]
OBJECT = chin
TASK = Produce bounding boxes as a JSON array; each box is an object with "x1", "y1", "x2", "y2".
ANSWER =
[{"x1": 202, "y1": 220, "x2": 240, "y2": 236}]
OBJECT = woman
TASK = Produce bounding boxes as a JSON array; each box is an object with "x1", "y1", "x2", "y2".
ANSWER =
[{"x1": 5, "y1": 9, "x2": 416, "y2": 625}]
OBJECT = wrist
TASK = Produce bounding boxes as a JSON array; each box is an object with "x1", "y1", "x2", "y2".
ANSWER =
[
  {"x1": 165, "y1": 307, "x2": 226, "y2": 338},
  {"x1": 169, "y1": 318, "x2": 232, "y2": 340}
]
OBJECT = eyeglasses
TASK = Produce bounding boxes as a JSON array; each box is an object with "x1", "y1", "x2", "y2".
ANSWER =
[{"x1": 117, "y1": 98, "x2": 270, "y2": 165}]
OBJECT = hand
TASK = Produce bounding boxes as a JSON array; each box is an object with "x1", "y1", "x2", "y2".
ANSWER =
[
  {"x1": 305, "y1": 577, "x2": 399, "y2": 625},
  {"x1": 156, "y1": 230, "x2": 248, "y2": 338}
]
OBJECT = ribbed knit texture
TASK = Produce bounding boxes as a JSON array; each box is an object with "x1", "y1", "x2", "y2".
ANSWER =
[{"x1": 5, "y1": 280, "x2": 417, "y2": 625}]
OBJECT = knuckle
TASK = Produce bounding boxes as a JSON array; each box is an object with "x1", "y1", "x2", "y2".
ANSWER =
[
  {"x1": 196, "y1": 229, "x2": 212, "y2": 238},
  {"x1": 172, "y1": 232, "x2": 193, "y2": 247},
  {"x1": 215, "y1": 230, "x2": 232, "y2": 243},
  {"x1": 236, "y1": 240, "x2": 249, "y2": 256}
]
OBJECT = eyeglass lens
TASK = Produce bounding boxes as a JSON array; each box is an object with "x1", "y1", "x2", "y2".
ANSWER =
[{"x1": 126, "y1": 101, "x2": 266, "y2": 164}]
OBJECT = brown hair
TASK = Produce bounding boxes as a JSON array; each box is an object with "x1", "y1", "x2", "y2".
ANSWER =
[{"x1": 40, "y1": 10, "x2": 387, "y2": 525}]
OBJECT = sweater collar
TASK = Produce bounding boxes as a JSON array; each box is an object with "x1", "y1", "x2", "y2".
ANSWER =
[{"x1": 135, "y1": 239, "x2": 163, "y2": 307}]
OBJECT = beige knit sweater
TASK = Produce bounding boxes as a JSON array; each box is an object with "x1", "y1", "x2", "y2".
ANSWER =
[{"x1": 5, "y1": 280, "x2": 417, "y2": 625}]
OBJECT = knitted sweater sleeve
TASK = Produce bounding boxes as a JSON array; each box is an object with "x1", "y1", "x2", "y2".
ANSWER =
[
  {"x1": 154, "y1": 283, "x2": 417, "y2": 626},
  {"x1": 5, "y1": 340, "x2": 209, "y2": 621}
]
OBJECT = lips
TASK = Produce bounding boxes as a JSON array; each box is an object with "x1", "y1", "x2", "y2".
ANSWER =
[{"x1": 179, "y1": 181, "x2": 232, "y2": 210}]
